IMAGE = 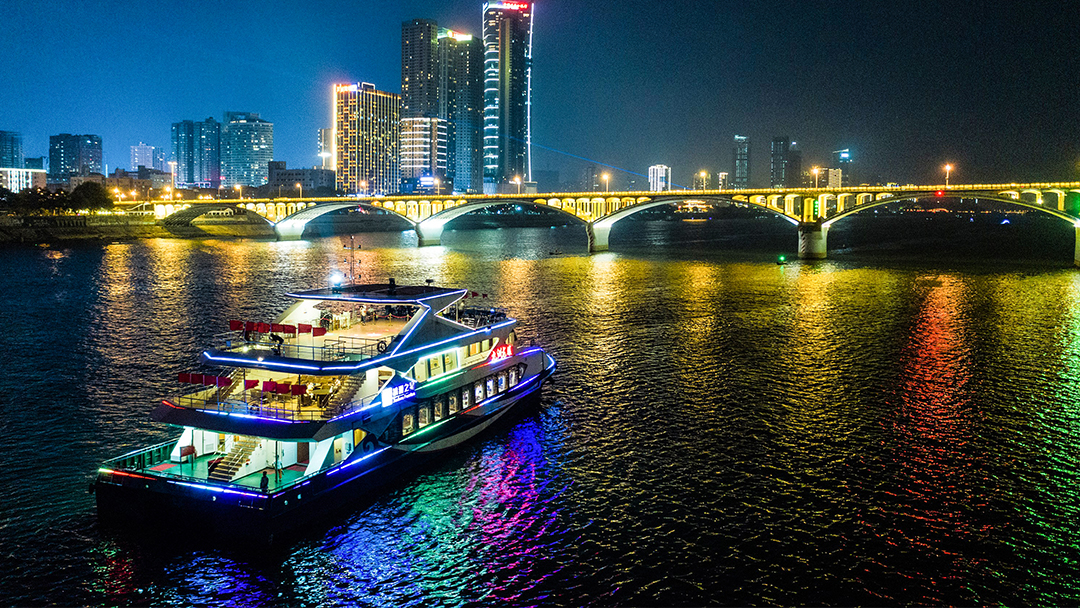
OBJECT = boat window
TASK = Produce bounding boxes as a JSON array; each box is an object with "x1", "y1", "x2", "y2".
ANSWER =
[
  {"x1": 402, "y1": 413, "x2": 415, "y2": 435},
  {"x1": 509, "y1": 366, "x2": 518, "y2": 387},
  {"x1": 498, "y1": 373, "x2": 507, "y2": 393},
  {"x1": 509, "y1": 331, "x2": 516, "y2": 344},
  {"x1": 460, "y1": 387, "x2": 470, "y2": 409},
  {"x1": 468, "y1": 342, "x2": 481, "y2": 357},
  {"x1": 474, "y1": 382, "x2": 484, "y2": 403},
  {"x1": 448, "y1": 392, "x2": 459, "y2": 413},
  {"x1": 414, "y1": 361, "x2": 428, "y2": 382},
  {"x1": 418, "y1": 405, "x2": 430, "y2": 428},
  {"x1": 353, "y1": 429, "x2": 366, "y2": 446},
  {"x1": 434, "y1": 397, "x2": 444, "y2": 421},
  {"x1": 443, "y1": 351, "x2": 457, "y2": 371},
  {"x1": 482, "y1": 339, "x2": 491, "y2": 352},
  {"x1": 428, "y1": 355, "x2": 444, "y2": 377},
  {"x1": 486, "y1": 377, "x2": 495, "y2": 398}
]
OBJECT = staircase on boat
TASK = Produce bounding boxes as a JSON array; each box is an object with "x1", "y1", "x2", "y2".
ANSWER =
[
  {"x1": 326, "y1": 375, "x2": 364, "y2": 417},
  {"x1": 207, "y1": 436, "x2": 261, "y2": 482}
]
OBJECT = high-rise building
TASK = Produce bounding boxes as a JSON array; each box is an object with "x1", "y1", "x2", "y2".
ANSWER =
[
  {"x1": 439, "y1": 28, "x2": 483, "y2": 193},
  {"x1": 24, "y1": 156, "x2": 45, "y2": 170},
  {"x1": 732, "y1": 135, "x2": 750, "y2": 189},
  {"x1": 770, "y1": 137, "x2": 790, "y2": 188},
  {"x1": 318, "y1": 128, "x2": 333, "y2": 170},
  {"x1": 402, "y1": 19, "x2": 441, "y2": 119},
  {"x1": 171, "y1": 118, "x2": 221, "y2": 189},
  {"x1": 717, "y1": 171, "x2": 729, "y2": 189},
  {"x1": 400, "y1": 117, "x2": 449, "y2": 192},
  {"x1": 694, "y1": 171, "x2": 711, "y2": 190},
  {"x1": 221, "y1": 111, "x2": 273, "y2": 187},
  {"x1": 648, "y1": 165, "x2": 671, "y2": 192},
  {"x1": 0, "y1": 131, "x2": 23, "y2": 169},
  {"x1": 334, "y1": 82, "x2": 400, "y2": 195},
  {"x1": 130, "y1": 142, "x2": 157, "y2": 170},
  {"x1": 786, "y1": 144, "x2": 802, "y2": 188},
  {"x1": 48, "y1": 134, "x2": 103, "y2": 184},
  {"x1": 832, "y1": 149, "x2": 853, "y2": 186},
  {"x1": 401, "y1": 19, "x2": 483, "y2": 194},
  {"x1": 482, "y1": 1, "x2": 533, "y2": 194}
]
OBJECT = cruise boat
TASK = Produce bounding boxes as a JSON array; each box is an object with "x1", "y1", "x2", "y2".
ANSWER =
[{"x1": 93, "y1": 279, "x2": 556, "y2": 542}]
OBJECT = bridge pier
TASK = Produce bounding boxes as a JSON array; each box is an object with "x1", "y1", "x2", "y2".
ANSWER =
[
  {"x1": 588, "y1": 223, "x2": 610, "y2": 252},
  {"x1": 798, "y1": 223, "x2": 829, "y2": 259},
  {"x1": 416, "y1": 222, "x2": 444, "y2": 247},
  {"x1": 1074, "y1": 226, "x2": 1080, "y2": 267}
]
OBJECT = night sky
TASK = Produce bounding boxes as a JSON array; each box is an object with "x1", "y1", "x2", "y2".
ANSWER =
[{"x1": 3, "y1": 0, "x2": 1077, "y2": 188}]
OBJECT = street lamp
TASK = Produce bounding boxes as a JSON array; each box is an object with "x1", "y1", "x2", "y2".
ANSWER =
[
  {"x1": 513, "y1": 175, "x2": 521, "y2": 194},
  {"x1": 602, "y1": 173, "x2": 610, "y2": 193},
  {"x1": 360, "y1": 180, "x2": 368, "y2": 196},
  {"x1": 434, "y1": 178, "x2": 441, "y2": 196},
  {"x1": 944, "y1": 164, "x2": 953, "y2": 188},
  {"x1": 812, "y1": 166, "x2": 820, "y2": 188},
  {"x1": 165, "y1": 186, "x2": 172, "y2": 200},
  {"x1": 296, "y1": 182, "x2": 303, "y2": 199},
  {"x1": 698, "y1": 170, "x2": 707, "y2": 190},
  {"x1": 234, "y1": 184, "x2": 242, "y2": 199}
]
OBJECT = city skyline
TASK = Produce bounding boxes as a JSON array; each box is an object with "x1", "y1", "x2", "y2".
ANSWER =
[{"x1": 1, "y1": 0, "x2": 1076, "y2": 188}]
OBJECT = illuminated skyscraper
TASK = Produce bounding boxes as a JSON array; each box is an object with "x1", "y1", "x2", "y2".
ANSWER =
[
  {"x1": 221, "y1": 111, "x2": 273, "y2": 187},
  {"x1": 482, "y1": 0, "x2": 533, "y2": 194},
  {"x1": 401, "y1": 20, "x2": 483, "y2": 193},
  {"x1": 334, "y1": 82, "x2": 400, "y2": 195},
  {"x1": 49, "y1": 133, "x2": 103, "y2": 184},
  {"x1": 648, "y1": 164, "x2": 671, "y2": 192},
  {"x1": 732, "y1": 135, "x2": 749, "y2": 189},
  {"x1": 770, "y1": 137, "x2": 789, "y2": 187},
  {"x1": 832, "y1": 148, "x2": 854, "y2": 186},
  {"x1": 171, "y1": 118, "x2": 221, "y2": 189},
  {"x1": 130, "y1": 142, "x2": 156, "y2": 170},
  {"x1": 439, "y1": 28, "x2": 483, "y2": 193},
  {"x1": 0, "y1": 131, "x2": 24, "y2": 169}
]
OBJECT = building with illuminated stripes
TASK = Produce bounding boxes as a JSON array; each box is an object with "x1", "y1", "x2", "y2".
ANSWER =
[{"x1": 334, "y1": 83, "x2": 400, "y2": 195}]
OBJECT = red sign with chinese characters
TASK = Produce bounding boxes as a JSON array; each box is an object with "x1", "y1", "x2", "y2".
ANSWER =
[
  {"x1": 502, "y1": 1, "x2": 529, "y2": 10},
  {"x1": 489, "y1": 343, "x2": 514, "y2": 361}
]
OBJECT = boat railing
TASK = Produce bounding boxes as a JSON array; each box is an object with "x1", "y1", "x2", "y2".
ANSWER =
[
  {"x1": 212, "y1": 332, "x2": 384, "y2": 362},
  {"x1": 101, "y1": 439, "x2": 178, "y2": 471},
  {"x1": 171, "y1": 393, "x2": 330, "y2": 422}
]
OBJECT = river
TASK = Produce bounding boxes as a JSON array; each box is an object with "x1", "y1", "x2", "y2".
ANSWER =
[{"x1": 2, "y1": 216, "x2": 1079, "y2": 606}]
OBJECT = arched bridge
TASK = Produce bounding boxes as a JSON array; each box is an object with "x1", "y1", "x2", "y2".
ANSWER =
[{"x1": 160, "y1": 182, "x2": 1080, "y2": 263}]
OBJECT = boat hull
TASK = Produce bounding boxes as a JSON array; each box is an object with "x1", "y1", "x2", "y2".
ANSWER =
[{"x1": 95, "y1": 362, "x2": 552, "y2": 545}]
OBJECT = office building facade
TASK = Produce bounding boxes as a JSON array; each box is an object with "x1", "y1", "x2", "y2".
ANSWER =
[
  {"x1": 770, "y1": 137, "x2": 789, "y2": 188},
  {"x1": 482, "y1": 0, "x2": 533, "y2": 193},
  {"x1": 648, "y1": 164, "x2": 671, "y2": 192},
  {"x1": 439, "y1": 29, "x2": 483, "y2": 193},
  {"x1": 400, "y1": 19, "x2": 483, "y2": 193},
  {"x1": 130, "y1": 142, "x2": 158, "y2": 170},
  {"x1": 221, "y1": 111, "x2": 273, "y2": 187},
  {"x1": 334, "y1": 82, "x2": 400, "y2": 195},
  {"x1": 49, "y1": 134, "x2": 103, "y2": 184},
  {"x1": 0, "y1": 131, "x2": 23, "y2": 169},
  {"x1": 832, "y1": 149, "x2": 853, "y2": 187},
  {"x1": 172, "y1": 118, "x2": 221, "y2": 189},
  {"x1": 732, "y1": 135, "x2": 750, "y2": 189}
]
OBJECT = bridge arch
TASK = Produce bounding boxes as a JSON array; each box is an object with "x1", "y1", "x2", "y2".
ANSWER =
[
  {"x1": 587, "y1": 195, "x2": 799, "y2": 252},
  {"x1": 415, "y1": 198, "x2": 587, "y2": 246},
  {"x1": 161, "y1": 203, "x2": 272, "y2": 228},
  {"x1": 822, "y1": 192, "x2": 1079, "y2": 228},
  {"x1": 275, "y1": 201, "x2": 415, "y2": 240}
]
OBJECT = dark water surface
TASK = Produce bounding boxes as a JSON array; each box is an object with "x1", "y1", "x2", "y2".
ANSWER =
[{"x1": 2, "y1": 218, "x2": 1080, "y2": 606}]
